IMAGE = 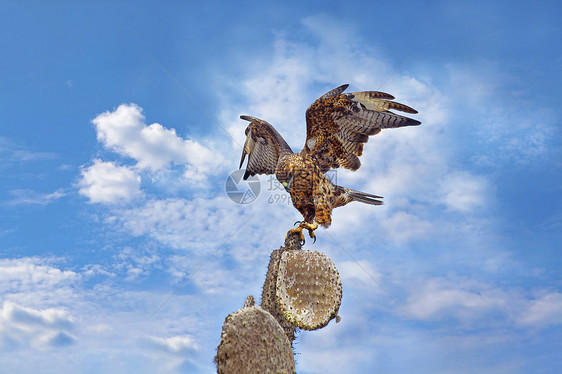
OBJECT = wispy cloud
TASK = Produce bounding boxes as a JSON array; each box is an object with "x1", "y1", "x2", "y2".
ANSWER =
[
  {"x1": 6, "y1": 188, "x2": 66, "y2": 206},
  {"x1": 380, "y1": 211, "x2": 433, "y2": 245},
  {"x1": 446, "y1": 63, "x2": 556, "y2": 165},
  {"x1": 439, "y1": 171, "x2": 491, "y2": 212},
  {"x1": 148, "y1": 334, "x2": 199, "y2": 354},
  {"x1": 0, "y1": 137, "x2": 56, "y2": 164},
  {"x1": 516, "y1": 291, "x2": 562, "y2": 327},
  {"x1": 404, "y1": 275, "x2": 562, "y2": 331},
  {"x1": 113, "y1": 247, "x2": 161, "y2": 281},
  {"x1": 0, "y1": 256, "x2": 218, "y2": 372},
  {"x1": 406, "y1": 277, "x2": 507, "y2": 322}
]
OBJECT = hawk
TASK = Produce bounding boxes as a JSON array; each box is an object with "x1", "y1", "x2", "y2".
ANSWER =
[{"x1": 239, "y1": 84, "x2": 420, "y2": 242}]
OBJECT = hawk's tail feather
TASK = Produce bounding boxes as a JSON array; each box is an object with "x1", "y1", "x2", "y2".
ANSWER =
[
  {"x1": 350, "y1": 91, "x2": 418, "y2": 114},
  {"x1": 348, "y1": 189, "x2": 384, "y2": 206},
  {"x1": 348, "y1": 91, "x2": 421, "y2": 129}
]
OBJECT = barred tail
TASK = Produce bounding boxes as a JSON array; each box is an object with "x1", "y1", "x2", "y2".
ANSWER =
[
  {"x1": 348, "y1": 189, "x2": 384, "y2": 206},
  {"x1": 348, "y1": 91, "x2": 422, "y2": 128}
]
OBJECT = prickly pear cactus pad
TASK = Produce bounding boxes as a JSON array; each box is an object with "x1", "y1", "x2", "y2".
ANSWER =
[
  {"x1": 276, "y1": 250, "x2": 342, "y2": 330},
  {"x1": 262, "y1": 248, "x2": 297, "y2": 343},
  {"x1": 215, "y1": 296, "x2": 295, "y2": 374}
]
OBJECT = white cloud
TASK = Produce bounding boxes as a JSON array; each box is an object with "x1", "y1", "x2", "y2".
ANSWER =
[
  {"x1": 439, "y1": 171, "x2": 490, "y2": 212},
  {"x1": 497, "y1": 117, "x2": 553, "y2": 162},
  {"x1": 299, "y1": 344, "x2": 376, "y2": 374},
  {"x1": 405, "y1": 276, "x2": 562, "y2": 330},
  {"x1": 92, "y1": 103, "x2": 223, "y2": 176},
  {"x1": 99, "y1": 191, "x2": 299, "y2": 296},
  {"x1": 380, "y1": 211, "x2": 433, "y2": 245},
  {"x1": 104, "y1": 195, "x2": 252, "y2": 251},
  {"x1": 446, "y1": 64, "x2": 554, "y2": 165},
  {"x1": 6, "y1": 188, "x2": 66, "y2": 206},
  {"x1": 338, "y1": 260, "x2": 383, "y2": 286},
  {"x1": 0, "y1": 257, "x2": 82, "y2": 324},
  {"x1": 0, "y1": 256, "x2": 220, "y2": 372},
  {"x1": 0, "y1": 301, "x2": 74, "y2": 329},
  {"x1": 516, "y1": 292, "x2": 562, "y2": 327},
  {"x1": 0, "y1": 137, "x2": 56, "y2": 163},
  {"x1": 0, "y1": 257, "x2": 79, "y2": 292},
  {"x1": 78, "y1": 159, "x2": 142, "y2": 204},
  {"x1": 82, "y1": 264, "x2": 114, "y2": 278},
  {"x1": 149, "y1": 334, "x2": 199, "y2": 354},
  {"x1": 0, "y1": 301, "x2": 75, "y2": 350},
  {"x1": 406, "y1": 277, "x2": 506, "y2": 321},
  {"x1": 113, "y1": 247, "x2": 161, "y2": 281}
]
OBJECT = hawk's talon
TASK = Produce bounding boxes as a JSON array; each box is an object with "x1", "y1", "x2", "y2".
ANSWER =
[{"x1": 286, "y1": 221, "x2": 319, "y2": 246}]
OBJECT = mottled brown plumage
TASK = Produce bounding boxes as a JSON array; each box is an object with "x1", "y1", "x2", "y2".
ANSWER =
[{"x1": 239, "y1": 84, "x2": 420, "y2": 237}]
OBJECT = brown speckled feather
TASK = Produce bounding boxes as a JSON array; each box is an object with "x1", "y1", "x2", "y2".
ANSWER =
[
  {"x1": 239, "y1": 115, "x2": 293, "y2": 179},
  {"x1": 304, "y1": 84, "x2": 421, "y2": 173}
]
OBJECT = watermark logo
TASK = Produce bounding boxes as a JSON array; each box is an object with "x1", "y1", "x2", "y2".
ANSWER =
[
  {"x1": 226, "y1": 168, "x2": 338, "y2": 205},
  {"x1": 225, "y1": 169, "x2": 261, "y2": 204}
]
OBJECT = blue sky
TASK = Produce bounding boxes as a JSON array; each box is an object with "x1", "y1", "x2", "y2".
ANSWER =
[{"x1": 1, "y1": 0, "x2": 561, "y2": 372}]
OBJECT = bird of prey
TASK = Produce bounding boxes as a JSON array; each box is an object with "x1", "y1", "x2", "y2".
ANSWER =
[{"x1": 239, "y1": 84, "x2": 420, "y2": 242}]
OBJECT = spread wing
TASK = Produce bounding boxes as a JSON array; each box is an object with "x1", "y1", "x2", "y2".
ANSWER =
[
  {"x1": 239, "y1": 115, "x2": 293, "y2": 180},
  {"x1": 304, "y1": 84, "x2": 421, "y2": 173}
]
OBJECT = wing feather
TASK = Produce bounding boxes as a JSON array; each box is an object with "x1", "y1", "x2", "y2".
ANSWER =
[
  {"x1": 239, "y1": 115, "x2": 292, "y2": 179},
  {"x1": 305, "y1": 85, "x2": 421, "y2": 172}
]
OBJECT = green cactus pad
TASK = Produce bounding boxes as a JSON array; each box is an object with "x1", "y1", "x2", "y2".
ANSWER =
[
  {"x1": 216, "y1": 296, "x2": 295, "y2": 374},
  {"x1": 276, "y1": 250, "x2": 342, "y2": 330}
]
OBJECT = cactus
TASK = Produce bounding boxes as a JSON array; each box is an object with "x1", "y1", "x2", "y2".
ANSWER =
[
  {"x1": 260, "y1": 230, "x2": 307, "y2": 343},
  {"x1": 262, "y1": 247, "x2": 298, "y2": 343},
  {"x1": 276, "y1": 250, "x2": 342, "y2": 330},
  {"x1": 217, "y1": 230, "x2": 343, "y2": 372},
  {"x1": 215, "y1": 296, "x2": 295, "y2": 374}
]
